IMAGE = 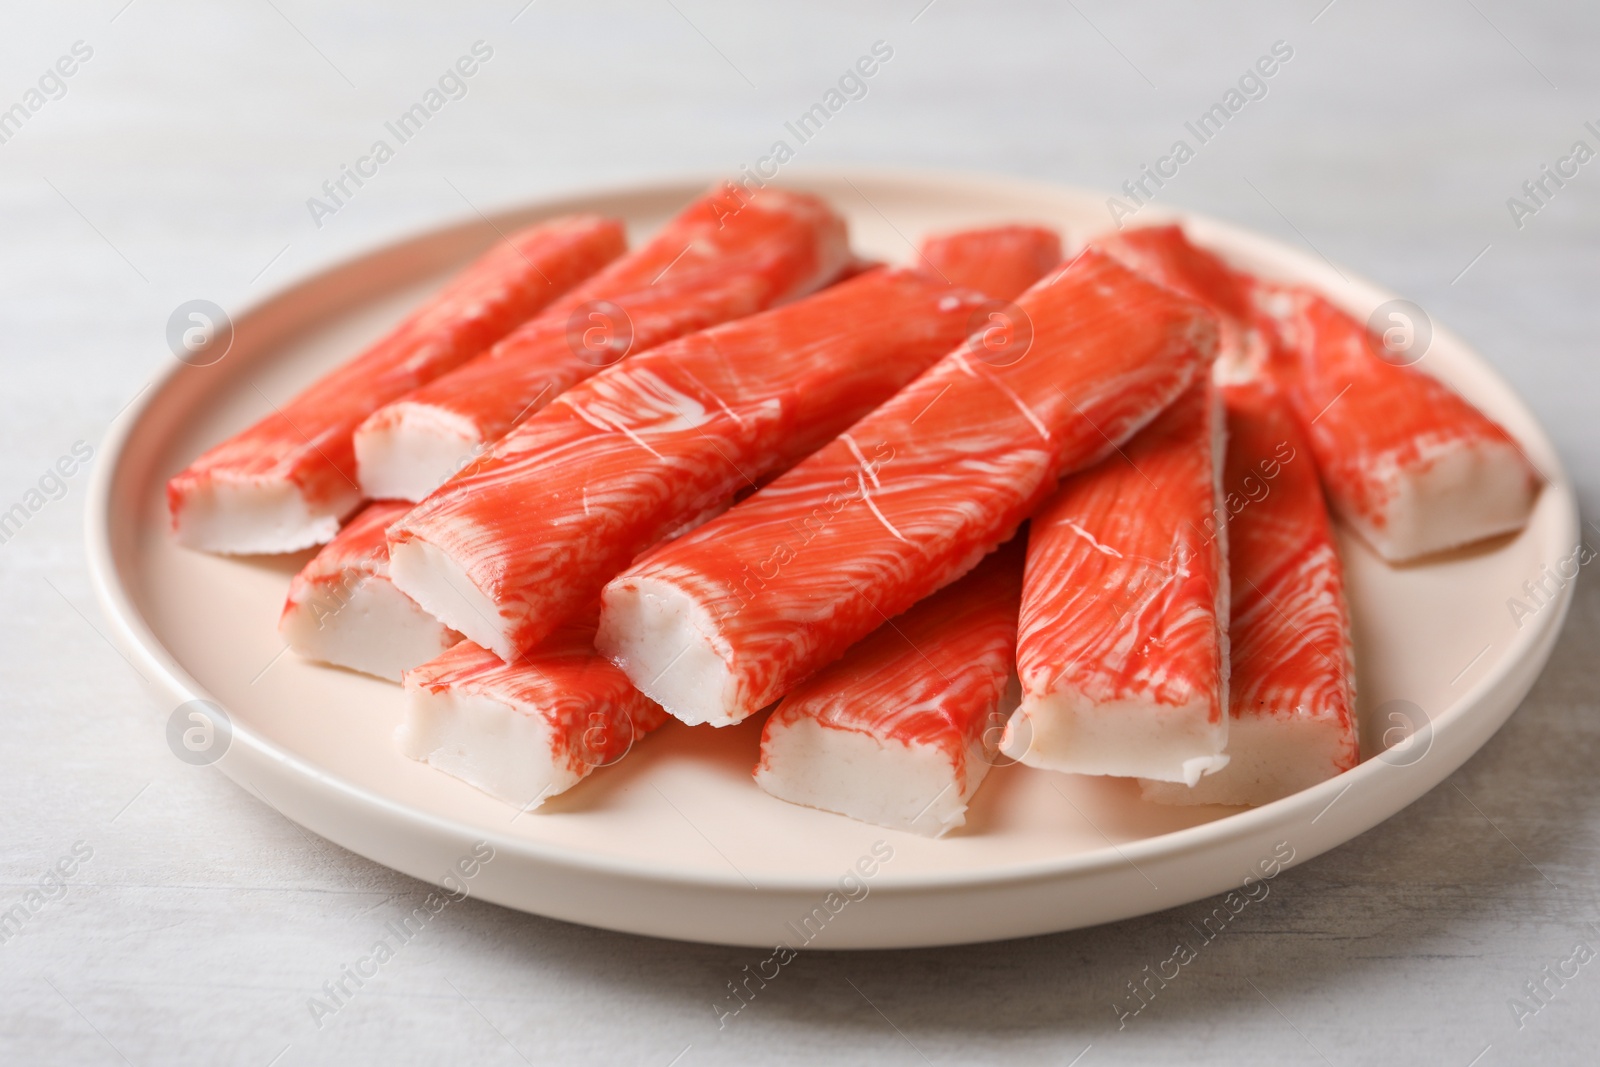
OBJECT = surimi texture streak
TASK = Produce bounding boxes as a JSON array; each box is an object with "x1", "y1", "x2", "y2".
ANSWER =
[
  {"x1": 755, "y1": 543, "x2": 1024, "y2": 837},
  {"x1": 1255, "y1": 285, "x2": 1540, "y2": 561},
  {"x1": 398, "y1": 622, "x2": 668, "y2": 810},
  {"x1": 597, "y1": 248, "x2": 1219, "y2": 728},
  {"x1": 386, "y1": 267, "x2": 992, "y2": 662},
  {"x1": 168, "y1": 214, "x2": 627, "y2": 553},
  {"x1": 279, "y1": 500, "x2": 458, "y2": 681},
  {"x1": 1002, "y1": 380, "x2": 1230, "y2": 785},
  {"x1": 353, "y1": 187, "x2": 851, "y2": 501},
  {"x1": 1142, "y1": 379, "x2": 1358, "y2": 806}
]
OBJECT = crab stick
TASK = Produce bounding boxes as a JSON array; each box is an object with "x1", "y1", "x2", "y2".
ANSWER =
[
  {"x1": 754, "y1": 542, "x2": 1024, "y2": 837},
  {"x1": 1001, "y1": 379, "x2": 1229, "y2": 785},
  {"x1": 597, "y1": 248, "x2": 1219, "y2": 728},
  {"x1": 167, "y1": 215, "x2": 627, "y2": 553},
  {"x1": 397, "y1": 622, "x2": 667, "y2": 810},
  {"x1": 1142, "y1": 379, "x2": 1358, "y2": 806},
  {"x1": 354, "y1": 187, "x2": 851, "y2": 501},
  {"x1": 387, "y1": 267, "x2": 992, "y2": 662},
  {"x1": 278, "y1": 501, "x2": 459, "y2": 681},
  {"x1": 917, "y1": 225, "x2": 1062, "y2": 302},
  {"x1": 1257, "y1": 285, "x2": 1540, "y2": 561}
]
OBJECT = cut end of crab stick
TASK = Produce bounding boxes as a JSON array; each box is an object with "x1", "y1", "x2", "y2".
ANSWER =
[
  {"x1": 1140, "y1": 379, "x2": 1357, "y2": 806},
  {"x1": 279, "y1": 501, "x2": 459, "y2": 680},
  {"x1": 1004, "y1": 693, "x2": 1229, "y2": 787},
  {"x1": 755, "y1": 710, "x2": 1002, "y2": 836},
  {"x1": 352, "y1": 401, "x2": 483, "y2": 502},
  {"x1": 1257, "y1": 284, "x2": 1540, "y2": 562},
  {"x1": 1004, "y1": 379, "x2": 1230, "y2": 785},
  {"x1": 169, "y1": 471, "x2": 360, "y2": 555},
  {"x1": 754, "y1": 546, "x2": 1024, "y2": 837},
  {"x1": 352, "y1": 185, "x2": 852, "y2": 502},
  {"x1": 399, "y1": 681, "x2": 571, "y2": 808},
  {"x1": 396, "y1": 628, "x2": 668, "y2": 811},
  {"x1": 916, "y1": 224, "x2": 1063, "y2": 302},
  {"x1": 595, "y1": 576, "x2": 738, "y2": 727},
  {"x1": 281, "y1": 573, "x2": 459, "y2": 682},
  {"x1": 387, "y1": 533, "x2": 513, "y2": 662},
  {"x1": 169, "y1": 213, "x2": 626, "y2": 553},
  {"x1": 350, "y1": 330, "x2": 569, "y2": 504},
  {"x1": 1346, "y1": 431, "x2": 1537, "y2": 562}
]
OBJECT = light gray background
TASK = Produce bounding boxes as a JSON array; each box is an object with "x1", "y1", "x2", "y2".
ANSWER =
[{"x1": 3, "y1": 1, "x2": 1597, "y2": 1063}]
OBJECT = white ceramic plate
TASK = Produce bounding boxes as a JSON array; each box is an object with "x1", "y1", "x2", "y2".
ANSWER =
[{"x1": 86, "y1": 170, "x2": 1577, "y2": 948}]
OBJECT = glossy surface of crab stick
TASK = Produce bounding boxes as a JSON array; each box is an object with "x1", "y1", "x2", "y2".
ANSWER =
[
  {"x1": 917, "y1": 225, "x2": 1062, "y2": 302},
  {"x1": 278, "y1": 501, "x2": 460, "y2": 681},
  {"x1": 1142, "y1": 380, "x2": 1358, "y2": 806},
  {"x1": 754, "y1": 542, "x2": 1024, "y2": 837},
  {"x1": 168, "y1": 215, "x2": 627, "y2": 553},
  {"x1": 388, "y1": 267, "x2": 991, "y2": 662},
  {"x1": 354, "y1": 187, "x2": 851, "y2": 501},
  {"x1": 598, "y1": 249, "x2": 1218, "y2": 728},
  {"x1": 397, "y1": 623, "x2": 668, "y2": 811},
  {"x1": 1002, "y1": 379, "x2": 1229, "y2": 785},
  {"x1": 1259, "y1": 286, "x2": 1540, "y2": 561}
]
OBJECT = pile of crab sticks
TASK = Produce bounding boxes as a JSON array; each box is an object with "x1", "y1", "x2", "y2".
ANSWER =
[{"x1": 171, "y1": 185, "x2": 1541, "y2": 837}]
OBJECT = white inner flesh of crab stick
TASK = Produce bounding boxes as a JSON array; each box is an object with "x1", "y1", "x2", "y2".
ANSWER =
[
  {"x1": 399, "y1": 685, "x2": 572, "y2": 807},
  {"x1": 181, "y1": 478, "x2": 349, "y2": 558},
  {"x1": 754, "y1": 545, "x2": 1023, "y2": 837},
  {"x1": 396, "y1": 627, "x2": 667, "y2": 811},
  {"x1": 278, "y1": 501, "x2": 459, "y2": 682},
  {"x1": 284, "y1": 576, "x2": 459, "y2": 683},
  {"x1": 354, "y1": 403, "x2": 484, "y2": 505}
]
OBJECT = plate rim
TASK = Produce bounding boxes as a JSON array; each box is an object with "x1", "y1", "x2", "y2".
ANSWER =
[{"x1": 84, "y1": 165, "x2": 1580, "y2": 898}]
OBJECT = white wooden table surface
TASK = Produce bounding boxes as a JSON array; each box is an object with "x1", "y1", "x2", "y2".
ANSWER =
[{"x1": 3, "y1": 1, "x2": 1596, "y2": 1063}]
